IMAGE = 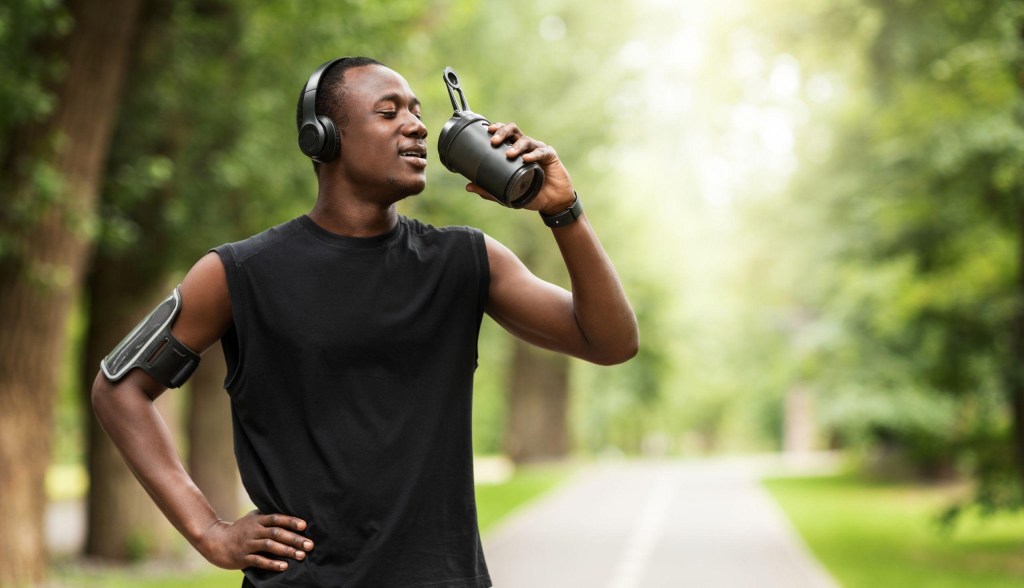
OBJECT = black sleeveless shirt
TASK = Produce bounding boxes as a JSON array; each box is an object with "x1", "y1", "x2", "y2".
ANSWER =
[{"x1": 213, "y1": 215, "x2": 491, "y2": 587}]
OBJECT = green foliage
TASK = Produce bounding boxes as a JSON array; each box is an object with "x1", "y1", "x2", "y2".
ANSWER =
[
  {"x1": 0, "y1": 0, "x2": 71, "y2": 262},
  {"x1": 0, "y1": 0, "x2": 70, "y2": 137},
  {"x1": 765, "y1": 473, "x2": 1024, "y2": 587},
  {"x1": 734, "y1": 0, "x2": 1024, "y2": 491}
]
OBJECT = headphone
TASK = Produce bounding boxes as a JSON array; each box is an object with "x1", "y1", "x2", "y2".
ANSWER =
[{"x1": 297, "y1": 58, "x2": 345, "y2": 163}]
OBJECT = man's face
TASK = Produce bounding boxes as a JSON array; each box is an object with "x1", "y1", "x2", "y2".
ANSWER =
[{"x1": 334, "y1": 65, "x2": 428, "y2": 200}]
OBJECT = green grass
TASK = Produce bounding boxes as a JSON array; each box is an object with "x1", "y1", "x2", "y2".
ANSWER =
[
  {"x1": 50, "y1": 464, "x2": 569, "y2": 587},
  {"x1": 763, "y1": 474, "x2": 1024, "y2": 588},
  {"x1": 475, "y1": 463, "x2": 570, "y2": 533},
  {"x1": 49, "y1": 564, "x2": 241, "y2": 588}
]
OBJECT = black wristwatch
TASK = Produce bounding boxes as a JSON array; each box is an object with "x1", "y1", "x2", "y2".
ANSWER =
[{"x1": 539, "y1": 192, "x2": 583, "y2": 228}]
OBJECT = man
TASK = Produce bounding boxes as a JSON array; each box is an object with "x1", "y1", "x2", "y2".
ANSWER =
[{"x1": 92, "y1": 56, "x2": 638, "y2": 587}]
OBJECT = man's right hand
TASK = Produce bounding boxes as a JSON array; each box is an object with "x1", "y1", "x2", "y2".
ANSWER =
[{"x1": 197, "y1": 510, "x2": 314, "y2": 572}]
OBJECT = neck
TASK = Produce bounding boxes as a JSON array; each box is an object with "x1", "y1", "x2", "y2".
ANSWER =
[{"x1": 308, "y1": 189, "x2": 400, "y2": 238}]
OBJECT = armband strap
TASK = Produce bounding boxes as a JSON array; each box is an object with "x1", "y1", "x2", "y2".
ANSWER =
[{"x1": 100, "y1": 287, "x2": 201, "y2": 389}]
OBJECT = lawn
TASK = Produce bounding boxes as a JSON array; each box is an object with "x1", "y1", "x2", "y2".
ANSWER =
[
  {"x1": 49, "y1": 464, "x2": 569, "y2": 587},
  {"x1": 763, "y1": 474, "x2": 1024, "y2": 588}
]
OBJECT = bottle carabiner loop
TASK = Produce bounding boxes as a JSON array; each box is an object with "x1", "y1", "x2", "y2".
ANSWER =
[{"x1": 443, "y1": 67, "x2": 470, "y2": 113}]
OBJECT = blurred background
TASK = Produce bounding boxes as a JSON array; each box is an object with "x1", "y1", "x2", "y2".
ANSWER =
[{"x1": 2, "y1": 0, "x2": 1024, "y2": 586}]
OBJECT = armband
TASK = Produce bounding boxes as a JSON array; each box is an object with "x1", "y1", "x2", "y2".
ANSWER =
[{"x1": 100, "y1": 286, "x2": 200, "y2": 388}]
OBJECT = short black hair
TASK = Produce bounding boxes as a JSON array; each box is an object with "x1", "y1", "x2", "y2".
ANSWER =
[{"x1": 296, "y1": 56, "x2": 384, "y2": 175}]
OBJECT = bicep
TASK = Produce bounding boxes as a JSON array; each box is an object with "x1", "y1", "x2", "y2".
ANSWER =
[
  {"x1": 173, "y1": 251, "x2": 233, "y2": 355},
  {"x1": 484, "y1": 235, "x2": 587, "y2": 356}
]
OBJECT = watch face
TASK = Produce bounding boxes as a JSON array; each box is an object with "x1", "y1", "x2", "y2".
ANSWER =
[{"x1": 101, "y1": 289, "x2": 181, "y2": 381}]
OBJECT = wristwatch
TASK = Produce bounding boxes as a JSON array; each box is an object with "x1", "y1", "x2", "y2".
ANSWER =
[{"x1": 539, "y1": 192, "x2": 583, "y2": 228}]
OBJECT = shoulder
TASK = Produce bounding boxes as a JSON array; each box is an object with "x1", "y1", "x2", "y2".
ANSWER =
[
  {"x1": 173, "y1": 251, "x2": 233, "y2": 353},
  {"x1": 403, "y1": 216, "x2": 477, "y2": 239},
  {"x1": 214, "y1": 217, "x2": 304, "y2": 265},
  {"x1": 481, "y1": 232, "x2": 521, "y2": 275},
  {"x1": 402, "y1": 216, "x2": 485, "y2": 251}
]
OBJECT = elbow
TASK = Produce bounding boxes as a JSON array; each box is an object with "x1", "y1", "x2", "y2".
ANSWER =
[
  {"x1": 599, "y1": 342, "x2": 639, "y2": 366},
  {"x1": 589, "y1": 329, "x2": 640, "y2": 366},
  {"x1": 90, "y1": 371, "x2": 114, "y2": 416}
]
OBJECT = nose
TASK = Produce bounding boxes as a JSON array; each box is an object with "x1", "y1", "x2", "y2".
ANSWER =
[{"x1": 404, "y1": 113, "x2": 427, "y2": 139}]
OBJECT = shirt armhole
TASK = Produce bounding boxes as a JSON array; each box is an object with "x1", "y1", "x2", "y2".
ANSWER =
[
  {"x1": 211, "y1": 245, "x2": 245, "y2": 390},
  {"x1": 469, "y1": 228, "x2": 490, "y2": 317}
]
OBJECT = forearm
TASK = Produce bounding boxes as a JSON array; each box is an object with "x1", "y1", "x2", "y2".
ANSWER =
[
  {"x1": 91, "y1": 373, "x2": 220, "y2": 548},
  {"x1": 550, "y1": 213, "x2": 639, "y2": 364}
]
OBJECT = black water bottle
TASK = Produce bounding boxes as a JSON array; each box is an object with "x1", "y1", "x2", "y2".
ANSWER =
[{"x1": 437, "y1": 67, "x2": 544, "y2": 208}]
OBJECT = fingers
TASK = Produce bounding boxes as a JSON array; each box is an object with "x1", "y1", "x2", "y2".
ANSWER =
[
  {"x1": 258, "y1": 513, "x2": 309, "y2": 534},
  {"x1": 244, "y1": 552, "x2": 293, "y2": 572},
  {"x1": 257, "y1": 514, "x2": 314, "y2": 554},
  {"x1": 487, "y1": 122, "x2": 521, "y2": 146},
  {"x1": 230, "y1": 512, "x2": 312, "y2": 572},
  {"x1": 477, "y1": 122, "x2": 573, "y2": 212},
  {"x1": 487, "y1": 122, "x2": 555, "y2": 163},
  {"x1": 465, "y1": 182, "x2": 500, "y2": 203},
  {"x1": 199, "y1": 511, "x2": 315, "y2": 573}
]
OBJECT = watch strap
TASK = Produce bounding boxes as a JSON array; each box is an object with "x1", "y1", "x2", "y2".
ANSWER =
[{"x1": 540, "y1": 192, "x2": 583, "y2": 228}]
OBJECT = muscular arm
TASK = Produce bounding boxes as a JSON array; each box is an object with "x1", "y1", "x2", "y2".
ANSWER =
[
  {"x1": 485, "y1": 218, "x2": 638, "y2": 365},
  {"x1": 90, "y1": 252, "x2": 313, "y2": 572},
  {"x1": 474, "y1": 123, "x2": 639, "y2": 365}
]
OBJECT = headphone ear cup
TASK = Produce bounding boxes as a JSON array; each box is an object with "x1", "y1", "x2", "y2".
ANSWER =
[{"x1": 317, "y1": 115, "x2": 340, "y2": 162}]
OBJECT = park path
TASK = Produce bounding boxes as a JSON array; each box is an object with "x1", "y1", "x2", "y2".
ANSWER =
[{"x1": 483, "y1": 455, "x2": 840, "y2": 588}]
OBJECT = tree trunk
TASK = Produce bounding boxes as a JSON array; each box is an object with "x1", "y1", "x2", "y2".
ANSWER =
[
  {"x1": 79, "y1": 0, "x2": 244, "y2": 559},
  {"x1": 84, "y1": 393, "x2": 180, "y2": 560},
  {"x1": 187, "y1": 342, "x2": 241, "y2": 520},
  {"x1": 0, "y1": 0, "x2": 142, "y2": 583},
  {"x1": 1012, "y1": 19, "x2": 1024, "y2": 486},
  {"x1": 503, "y1": 339, "x2": 571, "y2": 464},
  {"x1": 783, "y1": 384, "x2": 817, "y2": 455},
  {"x1": 1012, "y1": 201, "x2": 1024, "y2": 480},
  {"x1": 82, "y1": 266, "x2": 178, "y2": 560}
]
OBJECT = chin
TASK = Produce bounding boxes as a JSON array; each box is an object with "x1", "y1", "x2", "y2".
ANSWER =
[
  {"x1": 385, "y1": 177, "x2": 426, "y2": 203},
  {"x1": 402, "y1": 177, "x2": 427, "y2": 196},
  {"x1": 411, "y1": 183, "x2": 426, "y2": 196}
]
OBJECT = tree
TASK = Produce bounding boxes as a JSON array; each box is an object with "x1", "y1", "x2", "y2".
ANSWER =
[
  {"x1": 186, "y1": 343, "x2": 238, "y2": 521},
  {"x1": 750, "y1": 0, "x2": 1024, "y2": 493},
  {"x1": 0, "y1": 0, "x2": 146, "y2": 581},
  {"x1": 0, "y1": 0, "x2": 143, "y2": 582},
  {"x1": 80, "y1": 0, "x2": 242, "y2": 560}
]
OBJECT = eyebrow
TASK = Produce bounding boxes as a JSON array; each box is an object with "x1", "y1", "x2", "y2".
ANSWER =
[{"x1": 376, "y1": 92, "x2": 421, "y2": 109}]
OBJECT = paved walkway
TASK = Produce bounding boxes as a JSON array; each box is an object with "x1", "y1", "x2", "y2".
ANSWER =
[{"x1": 483, "y1": 456, "x2": 839, "y2": 588}]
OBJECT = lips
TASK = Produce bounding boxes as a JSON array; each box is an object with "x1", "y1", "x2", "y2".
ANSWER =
[
  {"x1": 399, "y1": 145, "x2": 427, "y2": 170},
  {"x1": 399, "y1": 145, "x2": 427, "y2": 159}
]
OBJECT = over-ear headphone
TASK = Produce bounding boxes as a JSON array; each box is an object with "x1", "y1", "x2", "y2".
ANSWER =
[{"x1": 297, "y1": 58, "x2": 345, "y2": 163}]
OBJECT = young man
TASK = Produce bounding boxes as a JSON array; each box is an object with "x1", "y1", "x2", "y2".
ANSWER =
[{"x1": 92, "y1": 57, "x2": 638, "y2": 587}]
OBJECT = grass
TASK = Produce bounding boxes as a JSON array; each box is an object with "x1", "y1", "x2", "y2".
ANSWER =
[
  {"x1": 49, "y1": 564, "x2": 241, "y2": 588},
  {"x1": 475, "y1": 463, "x2": 570, "y2": 532},
  {"x1": 50, "y1": 464, "x2": 569, "y2": 587},
  {"x1": 763, "y1": 473, "x2": 1024, "y2": 588}
]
